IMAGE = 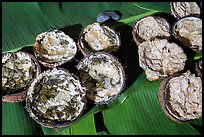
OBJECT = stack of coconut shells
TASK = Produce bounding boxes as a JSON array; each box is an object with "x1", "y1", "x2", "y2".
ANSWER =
[
  {"x1": 132, "y1": 2, "x2": 202, "y2": 123},
  {"x1": 2, "y1": 22, "x2": 125, "y2": 128}
]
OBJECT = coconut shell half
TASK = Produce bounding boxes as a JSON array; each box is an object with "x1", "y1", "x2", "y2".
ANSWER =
[
  {"x1": 2, "y1": 51, "x2": 41, "y2": 102},
  {"x1": 158, "y1": 71, "x2": 202, "y2": 123}
]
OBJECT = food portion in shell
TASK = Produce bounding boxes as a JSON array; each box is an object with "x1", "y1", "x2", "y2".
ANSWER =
[
  {"x1": 25, "y1": 68, "x2": 86, "y2": 128},
  {"x1": 158, "y1": 71, "x2": 202, "y2": 122},
  {"x1": 77, "y1": 52, "x2": 125, "y2": 104},
  {"x1": 138, "y1": 39, "x2": 187, "y2": 81},
  {"x1": 78, "y1": 22, "x2": 120, "y2": 55},
  {"x1": 34, "y1": 29, "x2": 77, "y2": 68},
  {"x1": 2, "y1": 51, "x2": 40, "y2": 102},
  {"x1": 172, "y1": 16, "x2": 202, "y2": 51},
  {"x1": 132, "y1": 16, "x2": 171, "y2": 46},
  {"x1": 170, "y1": 2, "x2": 200, "y2": 19}
]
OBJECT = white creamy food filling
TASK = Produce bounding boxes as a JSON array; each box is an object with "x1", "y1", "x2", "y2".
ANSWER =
[
  {"x1": 2, "y1": 52, "x2": 35, "y2": 91},
  {"x1": 84, "y1": 23, "x2": 119, "y2": 51},
  {"x1": 35, "y1": 30, "x2": 77, "y2": 63}
]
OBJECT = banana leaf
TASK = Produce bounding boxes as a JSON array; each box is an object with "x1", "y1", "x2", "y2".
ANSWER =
[
  {"x1": 2, "y1": 2, "x2": 202, "y2": 135},
  {"x1": 102, "y1": 73, "x2": 201, "y2": 135}
]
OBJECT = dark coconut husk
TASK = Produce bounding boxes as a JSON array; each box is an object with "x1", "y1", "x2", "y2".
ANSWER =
[{"x1": 195, "y1": 60, "x2": 202, "y2": 79}]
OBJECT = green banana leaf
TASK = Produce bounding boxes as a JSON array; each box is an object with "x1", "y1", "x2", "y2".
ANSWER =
[
  {"x1": 2, "y1": 2, "x2": 202, "y2": 135},
  {"x1": 102, "y1": 73, "x2": 201, "y2": 135}
]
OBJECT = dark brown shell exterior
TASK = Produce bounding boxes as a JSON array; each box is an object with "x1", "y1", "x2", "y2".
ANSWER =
[{"x1": 195, "y1": 61, "x2": 202, "y2": 79}]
